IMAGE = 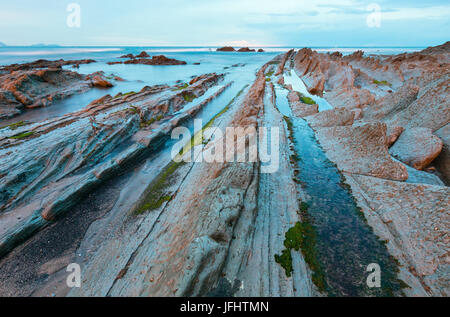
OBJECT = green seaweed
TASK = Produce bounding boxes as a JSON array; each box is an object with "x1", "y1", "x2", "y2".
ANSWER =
[
  {"x1": 182, "y1": 92, "x2": 197, "y2": 102},
  {"x1": 299, "y1": 201, "x2": 309, "y2": 214},
  {"x1": 265, "y1": 70, "x2": 275, "y2": 77},
  {"x1": 0, "y1": 121, "x2": 29, "y2": 130},
  {"x1": 134, "y1": 160, "x2": 183, "y2": 215},
  {"x1": 280, "y1": 115, "x2": 327, "y2": 292},
  {"x1": 9, "y1": 131, "x2": 34, "y2": 139},
  {"x1": 373, "y1": 79, "x2": 392, "y2": 87},
  {"x1": 134, "y1": 85, "x2": 249, "y2": 216},
  {"x1": 172, "y1": 83, "x2": 189, "y2": 91},
  {"x1": 300, "y1": 96, "x2": 316, "y2": 105},
  {"x1": 140, "y1": 117, "x2": 156, "y2": 128},
  {"x1": 274, "y1": 249, "x2": 293, "y2": 277},
  {"x1": 275, "y1": 204, "x2": 327, "y2": 292}
]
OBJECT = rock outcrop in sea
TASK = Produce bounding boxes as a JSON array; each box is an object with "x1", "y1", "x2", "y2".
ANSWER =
[{"x1": 0, "y1": 60, "x2": 115, "y2": 119}]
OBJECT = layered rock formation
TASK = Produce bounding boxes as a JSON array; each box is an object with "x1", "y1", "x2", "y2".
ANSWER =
[
  {"x1": 0, "y1": 59, "x2": 96, "y2": 72},
  {"x1": 0, "y1": 44, "x2": 448, "y2": 297},
  {"x1": 0, "y1": 61, "x2": 114, "y2": 119},
  {"x1": 389, "y1": 128, "x2": 443, "y2": 170},
  {"x1": 285, "y1": 44, "x2": 449, "y2": 296},
  {"x1": 0, "y1": 73, "x2": 224, "y2": 259}
]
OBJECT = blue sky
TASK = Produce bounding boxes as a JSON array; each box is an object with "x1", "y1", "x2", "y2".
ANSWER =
[{"x1": 0, "y1": 0, "x2": 448, "y2": 47}]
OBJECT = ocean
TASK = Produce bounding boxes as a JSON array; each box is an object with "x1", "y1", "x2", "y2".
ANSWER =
[{"x1": 0, "y1": 46, "x2": 424, "y2": 124}]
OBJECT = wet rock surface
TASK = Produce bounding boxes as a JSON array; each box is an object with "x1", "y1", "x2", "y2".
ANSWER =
[
  {"x1": 286, "y1": 43, "x2": 449, "y2": 296},
  {"x1": 315, "y1": 122, "x2": 408, "y2": 181},
  {"x1": 0, "y1": 72, "x2": 224, "y2": 259},
  {"x1": 0, "y1": 44, "x2": 448, "y2": 297},
  {"x1": 305, "y1": 108, "x2": 354, "y2": 128},
  {"x1": 0, "y1": 59, "x2": 96, "y2": 72},
  {"x1": 345, "y1": 174, "x2": 450, "y2": 296},
  {"x1": 389, "y1": 127, "x2": 443, "y2": 170},
  {"x1": 0, "y1": 60, "x2": 115, "y2": 119}
]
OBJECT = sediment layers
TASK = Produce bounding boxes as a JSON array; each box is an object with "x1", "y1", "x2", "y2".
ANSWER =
[
  {"x1": 290, "y1": 43, "x2": 449, "y2": 296},
  {"x1": 0, "y1": 43, "x2": 448, "y2": 297},
  {"x1": 0, "y1": 72, "x2": 224, "y2": 259},
  {"x1": 0, "y1": 59, "x2": 115, "y2": 119}
]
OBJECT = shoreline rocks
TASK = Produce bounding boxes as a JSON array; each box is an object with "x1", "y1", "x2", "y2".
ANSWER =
[
  {"x1": 108, "y1": 55, "x2": 187, "y2": 66},
  {"x1": 314, "y1": 122, "x2": 408, "y2": 181},
  {"x1": 216, "y1": 46, "x2": 235, "y2": 52},
  {"x1": 0, "y1": 59, "x2": 96, "y2": 72},
  {"x1": 0, "y1": 66, "x2": 114, "y2": 119},
  {"x1": 237, "y1": 47, "x2": 256, "y2": 52},
  {"x1": 216, "y1": 46, "x2": 265, "y2": 53},
  {"x1": 389, "y1": 127, "x2": 443, "y2": 170},
  {"x1": 305, "y1": 108, "x2": 355, "y2": 128}
]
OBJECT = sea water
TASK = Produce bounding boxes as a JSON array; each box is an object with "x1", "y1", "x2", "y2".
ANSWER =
[{"x1": 0, "y1": 46, "x2": 424, "y2": 125}]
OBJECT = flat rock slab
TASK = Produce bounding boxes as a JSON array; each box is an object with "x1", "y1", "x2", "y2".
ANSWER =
[
  {"x1": 291, "y1": 101, "x2": 318, "y2": 118},
  {"x1": 305, "y1": 107, "x2": 354, "y2": 128},
  {"x1": 345, "y1": 173, "x2": 450, "y2": 296},
  {"x1": 389, "y1": 127, "x2": 443, "y2": 170},
  {"x1": 314, "y1": 122, "x2": 408, "y2": 181}
]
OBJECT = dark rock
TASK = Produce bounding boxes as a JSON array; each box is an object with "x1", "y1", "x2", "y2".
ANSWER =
[
  {"x1": 216, "y1": 46, "x2": 235, "y2": 52},
  {"x1": 237, "y1": 47, "x2": 256, "y2": 52}
]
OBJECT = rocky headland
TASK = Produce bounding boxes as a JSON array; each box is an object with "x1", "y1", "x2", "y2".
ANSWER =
[{"x1": 0, "y1": 59, "x2": 115, "y2": 120}]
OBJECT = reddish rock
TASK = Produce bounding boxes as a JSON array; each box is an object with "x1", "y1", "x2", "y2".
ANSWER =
[
  {"x1": 237, "y1": 47, "x2": 256, "y2": 52},
  {"x1": 314, "y1": 122, "x2": 408, "y2": 181},
  {"x1": 216, "y1": 46, "x2": 235, "y2": 52},
  {"x1": 389, "y1": 127, "x2": 444, "y2": 170},
  {"x1": 291, "y1": 102, "x2": 318, "y2": 117},
  {"x1": 123, "y1": 55, "x2": 187, "y2": 66},
  {"x1": 386, "y1": 126, "x2": 404, "y2": 147},
  {"x1": 120, "y1": 54, "x2": 135, "y2": 59},
  {"x1": 0, "y1": 67, "x2": 95, "y2": 118},
  {"x1": 91, "y1": 75, "x2": 113, "y2": 88},
  {"x1": 434, "y1": 124, "x2": 450, "y2": 184},
  {"x1": 275, "y1": 49, "x2": 294, "y2": 76},
  {"x1": 0, "y1": 59, "x2": 96, "y2": 72},
  {"x1": 286, "y1": 89, "x2": 319, "y2": 117},
  {"x1": 258, "y1": 49, "x2": 265, "y2": 52},
  {"x1": 136, "y1": 51, "x2": 150, "y2": 58},
  {"x1": 305, "y1": 108, "x2": 355, "y2": 128},
  {"x1": 276, "y1": 76, "x2": 284, "y2": 86}
]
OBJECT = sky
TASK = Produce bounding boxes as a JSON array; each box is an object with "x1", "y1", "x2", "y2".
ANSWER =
[{"x1": 0, "y1": 0, "x2": 449, "y2": 47}]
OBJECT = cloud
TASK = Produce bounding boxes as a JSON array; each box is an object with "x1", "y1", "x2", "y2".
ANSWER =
[{"x1": 0, "y1": 0, "x2": 448, "y2": 46}]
